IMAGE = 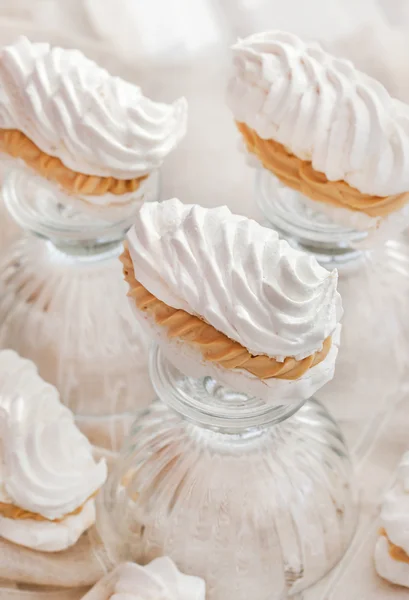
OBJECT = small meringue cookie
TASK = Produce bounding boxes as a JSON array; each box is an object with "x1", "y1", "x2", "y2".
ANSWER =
[
  {"x1": 0, "y1": 498, "x2": 96, "y2": 553},
  {"x1": 379, "y1": 455, "x2": 409, "y2": 557},
  {"x1": 82, "y1": 557, "x2": 206, "y2": 600},
  {"x1": 375, "y1": 450, "x2": 409, "y2": 587},
  {"x1": 0, "y1": 350, "x2": 107, "y2": 551}
]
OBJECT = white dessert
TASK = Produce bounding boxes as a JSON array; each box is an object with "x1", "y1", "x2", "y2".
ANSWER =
[
  {"x1": 126, "y1": 199, "x2": 342, "y2": 404},
  {"x1": 227, "y1": 30, "x2": 409, "y2": 197},
  {"x1": 0, "y1": 37, "x2": 187, "y2": 181},
  {"x1": 128, "y1": 199, "x2": 342, "y2": 361},
  {"x1": 83, "y1": 557, "x2": 206, "y2": 600},
  {"x1": 0, "y1": 349, "x2": 107, "y2": 551},
  {"x1": 375, "y1": 451, "x2": 409, "y2": 587}
]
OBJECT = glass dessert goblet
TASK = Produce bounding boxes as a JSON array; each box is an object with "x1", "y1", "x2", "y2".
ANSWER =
[
  {"x1": 98, "y1": 346, "x2": 358, "y2": 600},
  {"x1": 0, "y1": 167, "x2": 160, "y2": 449}
]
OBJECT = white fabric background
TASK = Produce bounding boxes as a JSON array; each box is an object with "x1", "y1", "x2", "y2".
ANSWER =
[{"x1": 1, "y1": 1, "x2": 409, "y2": 598}]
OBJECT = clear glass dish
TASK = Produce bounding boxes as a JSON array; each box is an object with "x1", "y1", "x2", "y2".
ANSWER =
[
  {"x1": 0, "y1": 167, "x2": 160, "y2": 449},
  {"x1": 98, "y1": 346, "x2": 359, "y2": 600}
]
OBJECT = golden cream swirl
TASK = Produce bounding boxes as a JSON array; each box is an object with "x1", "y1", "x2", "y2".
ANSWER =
[
  {"x1": 121, "y1": 245, "x2": 332, "y2": 381},
  {"x1": 0, "y1": 129, "x2": 148, "y2": 196},
  {"x1": 238, "y1": 122, "x2": 409, "y2": 218}
]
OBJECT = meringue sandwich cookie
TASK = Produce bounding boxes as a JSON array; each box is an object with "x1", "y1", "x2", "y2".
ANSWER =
[
  {"x1": 227, "y1": 30, "x2": 409, "y2": 222},
  {"x1": 375, "y1": 451, "x2": 409, "y2": 587},
  {"x1": 83, "y1": 558, "x2": 205, "y2": 600},
  {"x1": 121, "y1": 198, "x2": 342, "y2": 404},
  {"x1": 0, "y1": 350, "x2": 107, "y2": 552},
  {"x1": 0, "y1": 37, "x2": 187, "y2": 207}
]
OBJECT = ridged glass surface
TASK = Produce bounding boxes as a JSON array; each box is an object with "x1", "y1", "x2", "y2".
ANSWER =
[
  {"x1": 0, "y1": 168, "x2": 160, "y2": 448},
  {"x1": 98, "y1": 348, "x2": 358, "y2": 600},
  {"x1": 0, "y1": 236, "x2": 154, "y2": 420}
]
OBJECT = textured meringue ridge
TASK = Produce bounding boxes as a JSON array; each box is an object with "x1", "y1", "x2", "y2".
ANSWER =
[
  {"x1": 0, "y1": 36, "x2": 187, "y2": 179},
  {"x1": 0, "y1": 350, "x2": 107, "y2": 521},
  {"x1": 227, "y1": 30, "x2": 409, "y2": 197},
  {"x1": 126, "y1": 199, "x2": 342, "y2": 361}
]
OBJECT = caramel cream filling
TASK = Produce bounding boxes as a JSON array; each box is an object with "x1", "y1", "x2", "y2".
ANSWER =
[
  {"x1": 121, "y1": 245, "x2": 332, "y2": 381},
  {"x1": 380, "y1": 528, "x2": 409, "y2": 564},
  {"x1": 0, "y1": 492, "x2": 96, "y2": 523},
  {"x1": 0, "y1": 129, "x2": 147, "y2": 197},
  {"x1": 237, "y1": 122, "x2": 409, "y2": 218}
]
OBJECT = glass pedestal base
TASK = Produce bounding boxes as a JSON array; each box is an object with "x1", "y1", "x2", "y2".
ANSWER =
[{"x1": 98, "y1": 349, "x2": 358, "y2": 600}]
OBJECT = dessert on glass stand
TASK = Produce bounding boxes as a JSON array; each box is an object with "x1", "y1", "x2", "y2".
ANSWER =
[
  {"x1": 0, "y1": 36, "x2": 187, "y2": 215},
  {"x1": 0, "y1": 38, "x2": 188, "y2": 449},
  {"x1": 0, "y1": 350, "x2": 107, "y2": 552},
  {"x1": 227, "y1": 30, "x2": 409, "y2": 269},
  {"x1": 227, "y1": 29, "x2": 409, "y2": 436},
  {"x1": 98, "y1": 199, "x2": 358, "y2": 600}
]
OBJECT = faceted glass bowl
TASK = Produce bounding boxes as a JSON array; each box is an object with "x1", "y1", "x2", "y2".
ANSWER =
[
  {"x1": 98, "y1": 347, "x2": 359, "y2": 600},
  {"x1": 0, "y1": 167, "x2": 161, "y2": 450},
  {"x1": 0, "y1": 236, "x2": 154, "y2": 435}
]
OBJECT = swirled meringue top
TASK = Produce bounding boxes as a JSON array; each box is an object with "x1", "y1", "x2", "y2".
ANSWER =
[
  {"x1": 227, "y1": 30, "x2": 409, "y2": 196},
  {"x1": 0, "y1": 37, "x2": 187, "y2": 178},
  {"x1": 0, "y1": 350, "x2": 107, "y2": 520},
  {"x1": 380, "y1": 451, "x2": 409, "y2": 555},
  {"x1": 127, "y1": 199, "x2": 342, "y2": 360},
  {"x1": 86, "y1": 558, "x2": 205, "y2": 600}
]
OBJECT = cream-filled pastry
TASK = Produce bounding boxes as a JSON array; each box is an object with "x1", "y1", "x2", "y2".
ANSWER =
[
  {"x1": 121, "y1": 199, "x2": 342, "y2": 403},
  {"x1": 0, "y1": 350, "x2": 107, "y2": 552},
  {"x1": 375, "y1": 451, "x2": 409, "y2": 587},
  {"x1": 0, "y1": 37, "x2": 187, "y2": 207},
  {"x1": 227, "y1": 30, "x2": 409, "y2": 227},
  {"x1": 83, "y1": 558, "x2": 205, "y2": 600}
]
